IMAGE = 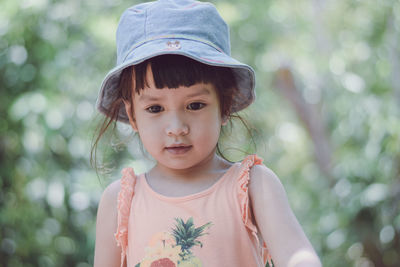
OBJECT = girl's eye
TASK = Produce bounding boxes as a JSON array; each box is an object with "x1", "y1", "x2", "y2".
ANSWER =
[
  {"x1": 187, "y1": 102, "x2": 205, "y2": 110},
  {"x1": 146, "y1": 105, "x2": 163, "y2": 113}
]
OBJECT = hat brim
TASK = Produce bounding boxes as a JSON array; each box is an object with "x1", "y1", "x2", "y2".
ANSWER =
[{"x1": 96, "y1": 37, "x2": 256, "y2": 123}]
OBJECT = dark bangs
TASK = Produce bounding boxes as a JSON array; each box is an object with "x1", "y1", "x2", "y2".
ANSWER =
[
  {"x1": 131, "y1": 55, "x2": 238, "y2": 117},
  {"x1": 135, "y1": 54, "x2": 236, "y2": 91}
]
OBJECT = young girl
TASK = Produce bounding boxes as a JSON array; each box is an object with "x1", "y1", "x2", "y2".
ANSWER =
[{"x1": 93, "y1": 0, "x2": 322, "y2": 266}]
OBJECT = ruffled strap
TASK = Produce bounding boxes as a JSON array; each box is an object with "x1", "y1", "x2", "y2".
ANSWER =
[
  {"x1": 237, "y1": 154, "x2": 273, "y2": 266},
  {"x1": 114, "y1": 167, "x2": 137, "y2": 267}
]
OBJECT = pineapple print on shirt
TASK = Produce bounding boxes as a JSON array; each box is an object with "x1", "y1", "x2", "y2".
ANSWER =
[{"x1": 135, "y1": 217, "x2": 212, "y2": 267}]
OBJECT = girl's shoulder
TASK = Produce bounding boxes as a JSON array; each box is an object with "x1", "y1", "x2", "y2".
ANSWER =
[
  {"x1": 248, "y1": 164, "x2": 281, "y2": 189},
  {"x1": 99, "y1": 179, "x2": 122, "y2": 212},
  {"x1": 97, "y1": 167, "x2": 137, "y2": 228},
  {"x1": 247, "y1": 162, "x2": 284, "y2": 207},
  {"x1": 236, "y1": 154, "x2": 280, "y2": 188},
  {"x1": 237, "y1": 154, "x2": 281, "y2": 191},
  {"x1": 100, "y1": 168, "x2": 137, "y2": 208}
]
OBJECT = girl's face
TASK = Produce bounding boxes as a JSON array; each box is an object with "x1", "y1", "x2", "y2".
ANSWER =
[{"x1": 124, "y1": 67, "x2": 226, "y2": 171}]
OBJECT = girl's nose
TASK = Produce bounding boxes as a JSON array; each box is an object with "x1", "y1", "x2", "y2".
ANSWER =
[{"x1": 165, "y1": 112, "x2": 189, "y2": 136}]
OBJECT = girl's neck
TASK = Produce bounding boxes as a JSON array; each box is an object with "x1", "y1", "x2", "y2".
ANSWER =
[{"x1": 147, "y1": 151, "x2": 232, "y2": 184}]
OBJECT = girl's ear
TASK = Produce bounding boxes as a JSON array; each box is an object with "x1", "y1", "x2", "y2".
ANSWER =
[{"x1": 122, "y1": 99, "x2": 138, "y2": 132}]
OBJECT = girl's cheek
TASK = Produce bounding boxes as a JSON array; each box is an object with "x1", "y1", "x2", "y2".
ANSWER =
[{"x1": 137, "y1": 116, "x2": 162, "y2": 132}]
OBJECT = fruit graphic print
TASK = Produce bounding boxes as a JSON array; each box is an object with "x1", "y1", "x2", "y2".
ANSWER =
[{"x1": 135, "y1": 217, "x2": 213, "y2": 267}]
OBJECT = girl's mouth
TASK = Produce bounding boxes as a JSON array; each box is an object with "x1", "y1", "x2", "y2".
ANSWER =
[{"x1": 165, "y1": 145, "x2": 192, "y2": 155}]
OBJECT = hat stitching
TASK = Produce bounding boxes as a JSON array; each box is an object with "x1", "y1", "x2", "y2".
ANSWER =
[
  {"x1": 199, "y1": 57, "x2": 226, "y2": 64},
  {"x1": 182, "y1": 2, "x2": 199, "y2": 9}
]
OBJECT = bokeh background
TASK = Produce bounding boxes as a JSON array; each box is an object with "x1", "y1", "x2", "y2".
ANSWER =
[{"x1": 1, "y1": 0, "x2": 400, "y2": 266}]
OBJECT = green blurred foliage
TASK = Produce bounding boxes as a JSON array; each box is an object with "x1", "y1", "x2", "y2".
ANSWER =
[{"x1": 1, "y1": 0, "x2": 399, "y2": 266}]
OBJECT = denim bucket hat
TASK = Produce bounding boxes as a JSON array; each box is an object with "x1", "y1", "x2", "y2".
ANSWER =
[{"x1": 97, "y1": 0, "x2": 256, "y2": 123}]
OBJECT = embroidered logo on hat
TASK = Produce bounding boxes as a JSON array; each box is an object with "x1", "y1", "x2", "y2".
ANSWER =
[{"x1": 166, "y1": 41, "x2": 181, "y2": 50}]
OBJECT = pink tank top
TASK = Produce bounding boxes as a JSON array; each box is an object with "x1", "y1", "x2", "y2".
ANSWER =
[{"x1": 114, "y1": 154, "x2": 272, "y2": 267}]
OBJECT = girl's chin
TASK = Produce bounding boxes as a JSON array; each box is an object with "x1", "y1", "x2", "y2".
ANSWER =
[
  {"x1": 150, "y1": 147, "x2": 217, "y2": 170},
  {"x1": 155, "y1": 156, "x2": 200, "y2": 170}
]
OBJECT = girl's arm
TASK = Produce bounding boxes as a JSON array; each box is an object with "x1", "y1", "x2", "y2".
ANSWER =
[
  {"x1": 249, "y1": 165, "x2": 322, "y2": 267},
  {"x1": 94, "y1": 180, "x2": 123, "y2": 267}
]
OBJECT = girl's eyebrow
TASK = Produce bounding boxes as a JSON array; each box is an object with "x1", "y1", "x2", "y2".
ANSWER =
[{"x1": 139, "y1": 88, "x2": 211, "y2": 102}]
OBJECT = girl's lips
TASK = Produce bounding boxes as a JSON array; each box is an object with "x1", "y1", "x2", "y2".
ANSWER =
[{"x1": 165, "y1": 145, "x2": 192, "y2": 155}]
